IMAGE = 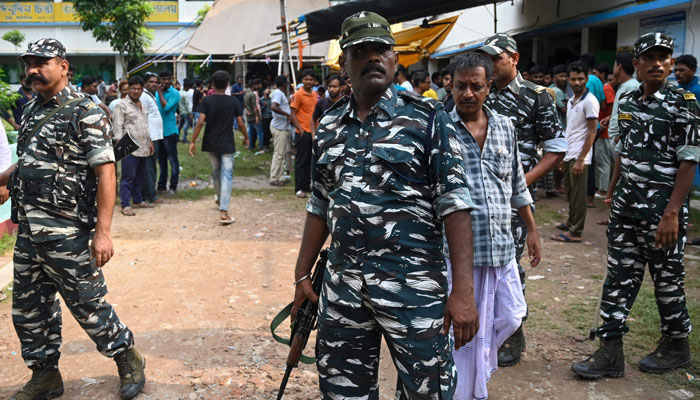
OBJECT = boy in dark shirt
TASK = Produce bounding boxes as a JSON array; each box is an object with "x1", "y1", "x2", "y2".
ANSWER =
[{"x1": 189, "y1": 70, "x2": 247, "y2": 225}]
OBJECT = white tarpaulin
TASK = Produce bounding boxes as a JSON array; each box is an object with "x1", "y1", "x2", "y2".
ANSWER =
[{"x1": 183, "y1": 0, "x2": 330, "y2": 58}]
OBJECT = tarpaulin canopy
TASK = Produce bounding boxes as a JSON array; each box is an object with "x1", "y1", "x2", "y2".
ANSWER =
[
  {"x1": 304, "y1": 0, "x2": 495, "y2": 44},
  {"x1": 324, "y1": 15, "x2": 459, "y2": 68},
  {"x1": 182, "y1": 0, "x2": 329, "y2": 58}
]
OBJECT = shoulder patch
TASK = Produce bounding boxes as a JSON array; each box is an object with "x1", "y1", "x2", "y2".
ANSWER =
[
  {"x1": 534, "y1": 86, "x2": 547, "y2": 93},
  {"x1": 685, "y1": 93, "x2": 696, "y2": 101},
  {"x1": 618, "y1": 113, "x2": 632, "y2": 121}
]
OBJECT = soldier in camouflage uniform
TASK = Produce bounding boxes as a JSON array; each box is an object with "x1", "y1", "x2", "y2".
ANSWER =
[
  {"x1": 0, "y1": 39, "x2": 146, "y2": 400},
  {"x1": 572, "y1": 33, "x2": 699, "y2": 379},
  {"x1": 291, "y1": 12, "x2": 479, "y2": 399},
  {"x1": 478, "y1": 33, "x2": 567, "y2": 366}
]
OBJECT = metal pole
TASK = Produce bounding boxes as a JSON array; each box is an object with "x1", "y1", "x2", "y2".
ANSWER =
[
  {"x1": 494, "y1": 3, "x2": 498, "y2": 33},
  {"x1": 279, "y1": 0, "x2": 290, "y2": 76}
]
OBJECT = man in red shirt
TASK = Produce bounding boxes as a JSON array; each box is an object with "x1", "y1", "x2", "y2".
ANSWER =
[
  {"x1": 290, "y1": 69, "x2": 318, "y2": 198},
  {"x1": 594, "y1": 79, "x2": 616, "y2": 200}
]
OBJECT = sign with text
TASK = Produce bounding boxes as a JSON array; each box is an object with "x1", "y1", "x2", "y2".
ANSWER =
[
  {"x1": 0, "y1": 1, "x2": 178, "y2": 23},
  {"x1": 639, "y1": 11, "x2": 686, "y2": 57}
]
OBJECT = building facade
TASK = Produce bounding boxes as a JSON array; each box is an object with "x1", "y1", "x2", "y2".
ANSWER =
[{"x1": 0, "y1": 0, "x2": 213, "y2": 84}]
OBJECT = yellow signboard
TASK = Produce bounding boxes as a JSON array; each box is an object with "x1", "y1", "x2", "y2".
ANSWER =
[{"x1": 0, "y1": 1, "x2": 178, "y2": 23}]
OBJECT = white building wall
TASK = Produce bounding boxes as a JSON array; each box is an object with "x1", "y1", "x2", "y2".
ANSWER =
[{"x1": 435, "y1": 0, "x2": 698, "y2": 56}]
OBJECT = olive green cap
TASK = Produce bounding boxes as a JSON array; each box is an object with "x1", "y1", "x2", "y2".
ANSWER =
[{"x1": 339, "y1": 11, "x2": 396, "y2": 50}]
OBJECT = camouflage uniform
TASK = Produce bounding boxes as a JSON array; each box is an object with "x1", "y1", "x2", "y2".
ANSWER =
[
  {"x1": 597, "y1": 81, "x2": 700, "y2": 339},
  {"x1": 11, "y1": 86, "x2": 133, "y2": 370},
  {"x1": 307, "y1": 85, "x2": 474, "y2": 399},
  {"x1": 484, "y1": 72, "x2": 566, "y2": 298}
]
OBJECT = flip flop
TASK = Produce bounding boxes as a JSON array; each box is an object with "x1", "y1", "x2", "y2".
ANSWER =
[
  {"x1": 556, "y1": 222, "x2": 569, "y2": 231},
  {"x1": 551, "y1": 233, "x2": 582, "y2": 243}
]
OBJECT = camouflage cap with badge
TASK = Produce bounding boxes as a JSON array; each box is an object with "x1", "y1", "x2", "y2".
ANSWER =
[
  {"x1": 339, "y1": 11, "x2": 396, "y2": 49},
  {"x1": 634, "y1": 32, "x2": 673, "y2": 57},
  {"x1": 18, "y1": 38, "x2": 67, "y2": 60},
  {"x1": 478, "y1": 33, "x2": 518, "y2": 55}
]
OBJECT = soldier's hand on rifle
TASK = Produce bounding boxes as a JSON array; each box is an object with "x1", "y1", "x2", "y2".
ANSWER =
[
  {"x1": 291, "y1": 278, "x2": 318, "y2": 321},
  {"x1": 656, "y1": 211, "x2": 679, "y2": 248}
]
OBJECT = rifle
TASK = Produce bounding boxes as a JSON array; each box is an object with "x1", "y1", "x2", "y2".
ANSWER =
[{"x1": 270, "y1": 249, "x2": 328, "y2": 400}]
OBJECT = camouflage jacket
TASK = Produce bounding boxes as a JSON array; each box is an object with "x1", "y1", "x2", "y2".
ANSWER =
[
  {"x1": 14, "y1": 86, "x2": 115, "y2": 242},
  {"x1": 612, "y1": 81, "x2": 700, "y2": 224},
  {"x1": 485, "y1": 72, "x2": 567, "y2": 176},
  {"x1": 307, "y1": 86, "x2": 474, "y2": 309}
]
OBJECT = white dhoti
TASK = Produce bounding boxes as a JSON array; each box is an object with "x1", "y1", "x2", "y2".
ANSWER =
[{"x1": 447, "y1": 258, "x2": 527, "y2": 400}]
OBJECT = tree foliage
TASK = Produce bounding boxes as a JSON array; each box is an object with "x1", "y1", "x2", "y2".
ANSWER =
[
  {"x1": 195, "y1": 4, "x2": 211, "y2": 26},
  {"x1": 2, "y1": 29, "x2": 25, "y2": 52},
  {"x1": 0, "y1": 69, "x2": 21, "y2": 117},
  {"x1": 72, "y1": 0, "x2": 154, "y2": 72}
]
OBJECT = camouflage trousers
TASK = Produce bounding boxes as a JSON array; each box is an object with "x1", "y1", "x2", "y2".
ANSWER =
[
  {"x1": 511, "y1": 211, "x2": 528, "y2": 321},
  {"x1": 316, "y1": 286, "x2": 456, "y2": 399},
  {"x1": 12, "y1": 223, "x2": 133, "y2": 370},
  {"x1": 597, "y1": 215, "x2": 691, "y2": 339}
]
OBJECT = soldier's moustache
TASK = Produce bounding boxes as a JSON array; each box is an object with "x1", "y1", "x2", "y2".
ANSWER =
[
  {"x1": 27, "y1": 74, "x2": 49, "y2": 84},
  {"x1": 361, "y1": 64, "x2": 386, "y2": 76}
]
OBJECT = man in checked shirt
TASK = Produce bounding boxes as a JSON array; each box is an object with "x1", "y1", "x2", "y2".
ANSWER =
[{"x1": 447, "y1": 53, "x2": 541, "y2": 400}]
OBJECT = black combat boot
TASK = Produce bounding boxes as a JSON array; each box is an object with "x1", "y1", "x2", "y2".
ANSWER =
[
  {"x1": 571, "y1": 336, "x2": 625, "y2": 378},
  {"x1": 638, "y1": 336, "x2": 691, "y2": 374},
  {"x1": 498, "y1": 325, "x2": 525, "y2": 367},
  {"x1": 114, "y1": 348, "x2": 146, "y2": 400},
  {"x1": 10, "y1": 366, "x2": 64, "y2": 400}
]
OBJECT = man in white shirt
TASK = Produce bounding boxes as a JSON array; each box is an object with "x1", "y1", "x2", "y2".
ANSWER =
[
  {"x1": 178, "y1": 78, "x2": 194, "y2": 143},
  {"x1": 553, "y1": 61, "x2": 599, "y2": 243},
  {"x1": 141, "y1": 72, "x2": 165, "y2": 204}
]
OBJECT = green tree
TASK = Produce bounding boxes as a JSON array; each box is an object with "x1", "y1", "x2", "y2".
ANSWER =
[
  {"x1": 195, "y1": 4, "x2": 211, "y2": 26},
  {"x1": 0, "y1": 69, "x2": 21, "y2": 129},
  {"x1": 2, "y1": 29, "x2": 25, "y2": 53},
  {"x1": 72, "y1": 0, "x2": 154, "y2": 75}
]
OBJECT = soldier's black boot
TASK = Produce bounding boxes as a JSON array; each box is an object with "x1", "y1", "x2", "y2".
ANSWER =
[
  {"x1": 571, "y1": 336, "x2": 625, "y2": 379},
  {"x1": 638, "y1": 336, "x2": 691, "y2": 374},
  {"x1": 114, "y1": 348, "x2": 146, "y2": 400},
  {"x1": 10, "y1": 366, "x2": 64, "y2": 400},
  {"x1": 498, "y1": 325, "x2": 525, "y2": 367}
]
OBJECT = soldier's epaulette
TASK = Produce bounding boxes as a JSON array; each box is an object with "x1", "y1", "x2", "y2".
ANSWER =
[
  {"x1": 397, "y1": 90, "x2": 444, "y2": 112},
  {"x1": 669, "y1": 85, "x2": 698, "y2": 104}
]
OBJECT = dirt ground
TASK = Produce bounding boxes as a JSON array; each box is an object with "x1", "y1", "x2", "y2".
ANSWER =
[{"x1": 0, "y1": 190, "x2": 698, "y2": 400}]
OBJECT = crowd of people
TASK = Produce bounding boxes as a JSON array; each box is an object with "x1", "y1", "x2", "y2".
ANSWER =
[{"x1": 1, "y1": 8, "x2": 699, "y2": 400}]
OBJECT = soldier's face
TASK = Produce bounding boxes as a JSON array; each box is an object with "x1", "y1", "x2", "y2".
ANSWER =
[
  {"x1": 635, "y1": 48, "x2": 673, "y2": 86},
  {"x1": 486, "y1": 51, "x2": 519, "y2": 85},
  {"x1": 24, "y1": 56, "x2": 68, "y2": 95},
  {"x1": 568, "y1": 71, "x2": 588, "y2": 94},
  {"x1": 452, "y1": 66, "x2": 490, "y2": 119},
  {"x1": 674, "y1": 63, "x2": 695, "y2": 86},
  {"x1": 340, "y1": 42, "x2": 397, "y2": 97}
]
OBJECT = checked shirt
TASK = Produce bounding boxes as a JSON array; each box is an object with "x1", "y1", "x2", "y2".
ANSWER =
[{"x1": 450, "y1": 107, "x2": 532, "y2": 267}]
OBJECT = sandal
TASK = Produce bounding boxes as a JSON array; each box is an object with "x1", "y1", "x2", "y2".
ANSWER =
[
  {"x1": 219, "y1": 215, "x2": 235, "y2": 225},
  {"x1": 555, "y1": 222, "x2": 569, "y2": 231},
  {"x1": 132, "y1": 202, "x2": 154, "y2": 209},
  {"x1": 121, "y1": 207, "x2": 136, "y2": 216},
  {"x1": 550, "y1": 233, "x2": 582, "y2": 243}
]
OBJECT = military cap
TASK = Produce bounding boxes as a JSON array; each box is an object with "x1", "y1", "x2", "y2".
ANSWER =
[
  {"x1": 18, "y1": 38, "x2": 66, "y2": 60},
  {"x1": 634, "y1": 32, "x2": 673, "y2": 57},
  {"x1": 339, "y1": 11, "x2": 396, "y2": 49},
  {"x1": 478, "y1": 33, "x2": 518, "y2": 55}
]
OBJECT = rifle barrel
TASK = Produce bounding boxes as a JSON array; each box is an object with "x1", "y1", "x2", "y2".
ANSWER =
[{"x1": 277, "y1": 364, "x2": 294, "y2": 400}]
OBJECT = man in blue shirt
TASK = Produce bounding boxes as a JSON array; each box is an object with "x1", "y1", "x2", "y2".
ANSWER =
[
  {"x1": 155, "y1": 69, "x2": 180, "y2": 194},
  {"x1": 675, "y1": 54, "x2": 700, "y2": 98},
  {"x1": 1, "y1": 73, "x2": 34, "y2": 131},
  {"x1": 230, "y1": 75, "x2": 245, "y2": 107}
]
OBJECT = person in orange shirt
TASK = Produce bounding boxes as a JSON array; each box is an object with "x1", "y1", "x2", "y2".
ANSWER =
[{"x1": 290, "y1": 69, "x2": 318, "y2": 198}]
